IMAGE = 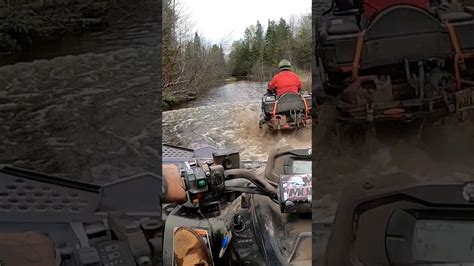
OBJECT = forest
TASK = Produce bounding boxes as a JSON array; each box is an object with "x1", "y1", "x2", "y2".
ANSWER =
[
  {"x1": 162, "y1": 0, "x2": 311, "y2": 108},
  {"x1": 228, "y1": 15, "x2": 311, "y2": 81},
  {"x1": 162, "y1": 0, "x2": 228, "y2": 107}
]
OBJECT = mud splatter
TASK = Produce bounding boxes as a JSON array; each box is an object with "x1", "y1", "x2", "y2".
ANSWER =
[{"x1": 312, "y1": 107, "x2": 474, "y2": 264}]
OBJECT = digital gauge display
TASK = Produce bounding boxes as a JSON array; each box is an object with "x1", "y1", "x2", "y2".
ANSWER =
[
  {"x1": 413, "y1": 220, "x2": 474, "y2": 262},
  {"x1": 292, "y1": 160, "x2": 312, "y2": 175}
]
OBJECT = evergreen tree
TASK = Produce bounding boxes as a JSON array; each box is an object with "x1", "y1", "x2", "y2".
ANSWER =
[
  {"x1": 294, "y1": 14, "x2": 311, "y2": 70},
  {"x1": 228, "y1": 15, "x2": 311, "y2": 79},
  {"x1": 263, "y1": 19, "x2": 276, "y2": 67}
]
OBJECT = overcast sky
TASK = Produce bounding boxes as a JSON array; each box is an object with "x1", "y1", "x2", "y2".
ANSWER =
[{"x1": 183, "y1": 0, "x2": 311, "y2": 46}]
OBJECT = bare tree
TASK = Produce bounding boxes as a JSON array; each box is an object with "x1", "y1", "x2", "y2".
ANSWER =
[{"x1": 162, "y1": 0, "x2": 228, "y2": 107}]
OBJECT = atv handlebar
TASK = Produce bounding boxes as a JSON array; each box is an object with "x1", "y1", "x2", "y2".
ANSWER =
[{"x1": 224, "y1": 169, "x2": 278, "y2": 200}]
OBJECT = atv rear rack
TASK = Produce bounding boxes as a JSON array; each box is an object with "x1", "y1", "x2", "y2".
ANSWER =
[{"x1": 338, "y1": 86, "x2": 474, "y2": 123}]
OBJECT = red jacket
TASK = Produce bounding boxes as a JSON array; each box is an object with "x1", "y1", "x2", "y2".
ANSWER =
[
  {"x1": 268, "y1": 70, "x2": 303, "y2": 96},
  {"x1": 363, "y1": 0, "x2": 429, "y2": 21}
]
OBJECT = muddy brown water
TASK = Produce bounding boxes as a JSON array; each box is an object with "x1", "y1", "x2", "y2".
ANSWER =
[
  {"x1": 0, "y1": 48, "x2": 160, "y2": 183},
  {"x1": 0, "y1": 1, "x2": 160, "y2": 183},
  {"x1": 163, "y1": 81, "x2": 312, "y2": 161}
]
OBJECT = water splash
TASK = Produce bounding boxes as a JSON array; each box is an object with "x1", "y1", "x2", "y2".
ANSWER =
[{"x1": 163, "y1": 81, "x2": 312, "y2": 161}]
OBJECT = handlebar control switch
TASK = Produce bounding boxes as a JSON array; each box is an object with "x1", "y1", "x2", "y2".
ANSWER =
[
  {"x1": 182, "y1": 161, "x2": 225, "y2": 215},
  {"x1": 185, "y1": 162, "x2": 209, "y2": 195}
]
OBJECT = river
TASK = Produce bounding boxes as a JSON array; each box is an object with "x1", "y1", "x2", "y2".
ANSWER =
[
  {"x1": 0, "y1": 0, "x2": 160, "y2": 183},
  {"x1": 0, "y1": 0, "x2": 160, "y2": 66},
  {"x1": 163, "y1": 81, "x2": 312, "y2": 161}
]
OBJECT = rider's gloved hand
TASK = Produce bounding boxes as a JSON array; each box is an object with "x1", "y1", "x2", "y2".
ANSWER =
[
  {"x1": 267, "y1": 89, "x2": 276, "y2": 96},
  {"x1": 162, "y1": 164, "x2": 187, "y2": 204}
]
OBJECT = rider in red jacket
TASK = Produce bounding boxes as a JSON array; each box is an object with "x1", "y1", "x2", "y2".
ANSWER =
[{"x1": 267, "y1": 59, "x2": 303, "y2": 97}]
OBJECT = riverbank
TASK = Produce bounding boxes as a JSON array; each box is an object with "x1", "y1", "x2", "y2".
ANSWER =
[
  {"x1": 0, "y1": 0, "x2": 159, "y2": 65},
  {"x1": 0, "y1": 3, "x2": 108, "y2": 54},
  {"x1": 163, "y1": 70, "x2": 311, "y2": 111},
  {"x1": 163, "y1": 77, "x2": 237, "y2": 110}
]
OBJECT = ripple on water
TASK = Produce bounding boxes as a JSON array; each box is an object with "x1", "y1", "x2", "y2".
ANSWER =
[
  {"x1": 0, "y1": 47, "x2": 160, "y2": 182},
  {"x1": 163, "y1": 82, "x2": 312, "y2": 161}
]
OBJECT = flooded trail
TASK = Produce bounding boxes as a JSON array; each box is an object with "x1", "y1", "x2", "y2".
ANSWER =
[{"x1": 163, "y1": 81, "x2": 311, "y2": 161}]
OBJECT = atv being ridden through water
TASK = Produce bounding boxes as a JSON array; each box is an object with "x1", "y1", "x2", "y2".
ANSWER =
[
  {"x1": 315, "y1": 0, "x2": 474, "y2": 140},
  {"x1": 162, "y1": 144, "x2": 312, "y2": 266},
  {"x1": 259, "y1": 91, "x2": 313, "y2": 132}
]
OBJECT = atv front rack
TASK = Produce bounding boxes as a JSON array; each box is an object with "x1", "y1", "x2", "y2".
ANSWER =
[
  {"x1": 0, "y1": 166, "x2": 162, "y2": 265},
  {"x1": 163, "y1": 144, "x2": 267, "y2": 170}
]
